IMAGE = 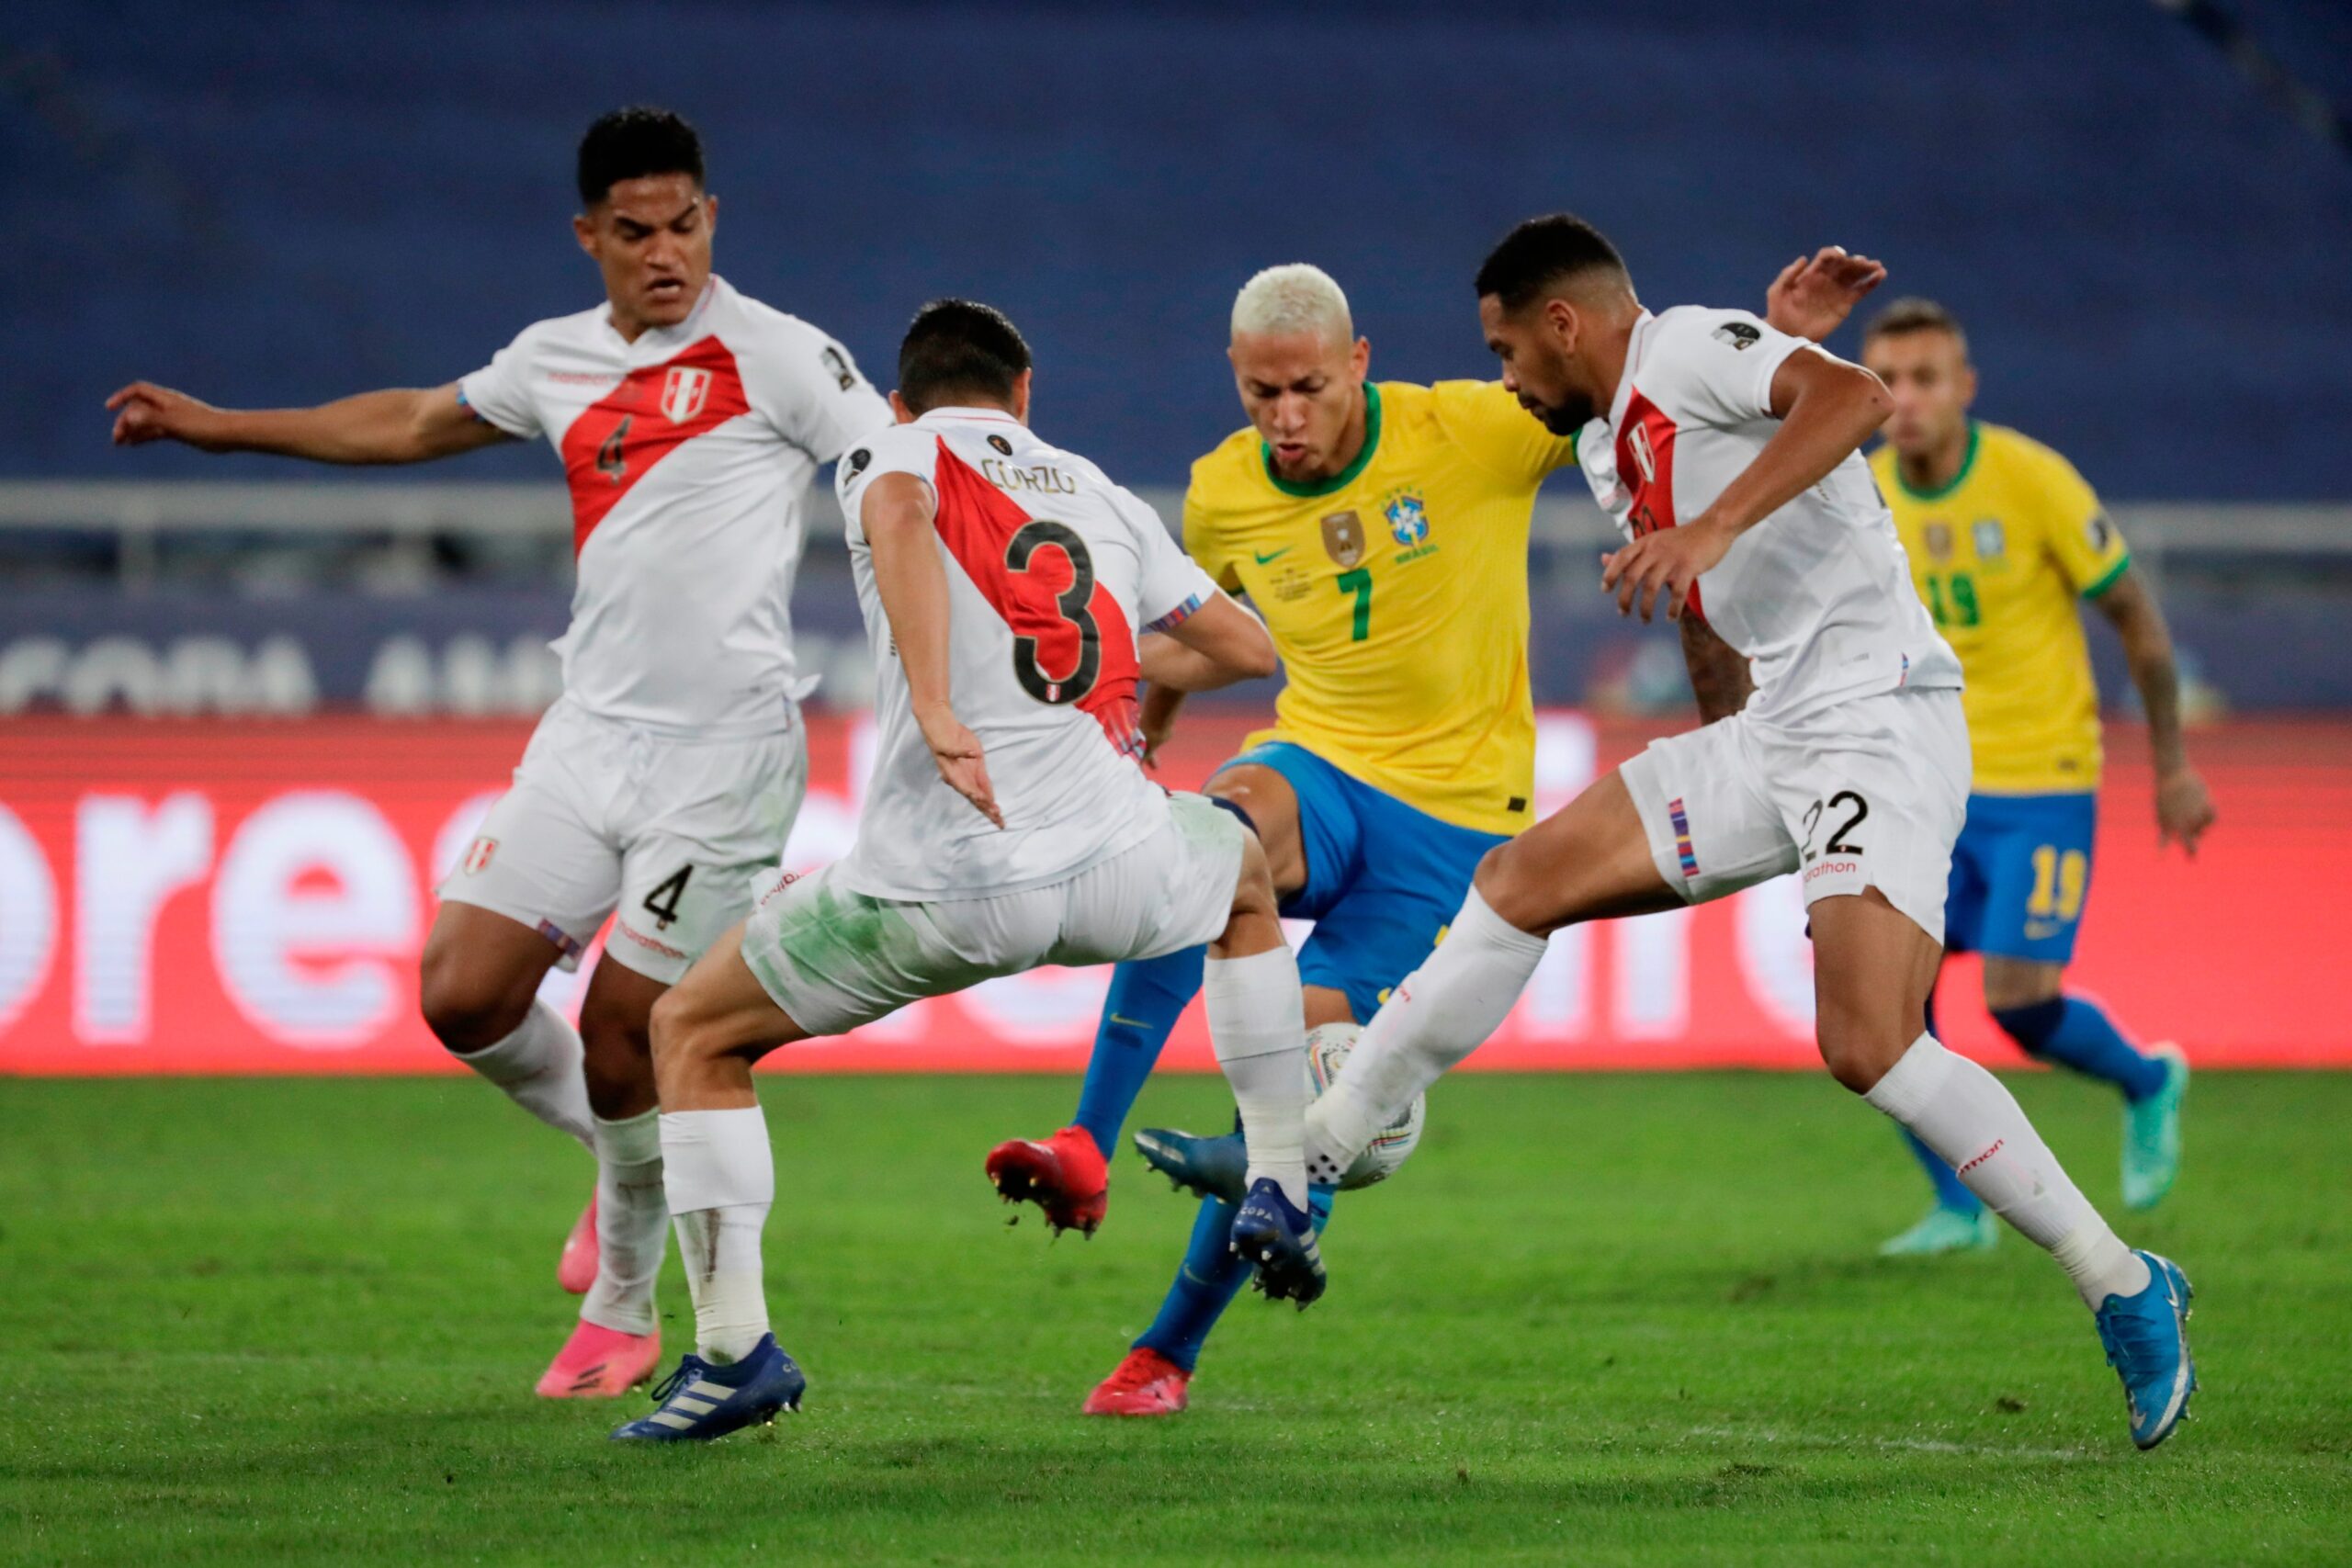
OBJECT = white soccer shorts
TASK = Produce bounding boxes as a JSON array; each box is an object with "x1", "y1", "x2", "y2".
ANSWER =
[
  {"x1": 741, "y1": 792, "x2": 1243, "y2": 1038},
  {"x1": 1620, "y1": 686, "x2": 1969, "y2": 944},
  {"x1": 439, "y1": 695, "x2": 808, "y2": 985}
]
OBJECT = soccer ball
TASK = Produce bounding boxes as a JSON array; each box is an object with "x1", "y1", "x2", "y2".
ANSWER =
[{"x1": 1304, "y1": 1022, "x2": 1425, "y2": 1190}]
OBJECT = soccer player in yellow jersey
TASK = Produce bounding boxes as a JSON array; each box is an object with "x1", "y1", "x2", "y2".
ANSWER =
[
  {"x1": 985, "y1": 248, "x2": 1886, "y2": 1415},
  {"x1": 1861, "y1": 299, "x2": 2217, "y2": 1257}
]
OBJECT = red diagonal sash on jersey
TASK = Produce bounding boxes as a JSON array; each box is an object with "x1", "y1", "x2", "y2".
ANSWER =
[
  {"x1": 929, "y1": 440, "x2": 1145, "y2": 758},
  {"x1": 558, "y1": 337, "x2": 752, "y2": 557},
  {"x1": 1614, "y1": 389, "x2": 1706, "y2": 623}
]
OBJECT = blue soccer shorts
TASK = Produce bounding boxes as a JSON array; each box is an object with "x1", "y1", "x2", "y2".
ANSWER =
[
  {"x1": 1943, "y1": 790, "x2": 2100, "y2": 964},
  {"x1": 1217, "y1": 741, "x2": 1507, "y2": 1023}
]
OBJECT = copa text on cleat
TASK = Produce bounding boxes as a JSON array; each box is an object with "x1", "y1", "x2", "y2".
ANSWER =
[
  {"x1": 609, "y1": 1334, "x2": 808, "y2": 1442},
  {"x1": 1229, "y1": 1178, "x2": 1327, "y2": 1308}
]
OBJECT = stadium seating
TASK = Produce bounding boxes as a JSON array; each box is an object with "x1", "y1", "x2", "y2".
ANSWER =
[{"x1": 10, "y1": 0, "x2": 2352, "y2": 495}]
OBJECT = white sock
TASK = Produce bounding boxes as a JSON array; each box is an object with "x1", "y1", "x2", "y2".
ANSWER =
[
  {"x1": 1204, "y1": 947, "x2": 1309, "y2": 1209},
  {"x1": 453, "y1": 999, "x2": 594, "y2": 1152},
  {"x1": 661, "y1": 1106, "x2": 775, "y2": 1363},
  {"x1": 1865, "y1": 1033, "x2": 2150, "y2": 1307},
  {"x1": 1305, "y1": 889, "x2": 1546, "y2": 1185},
  {"x1": 580, "y1": 1110, "x2": 667, "y2": 1337}
]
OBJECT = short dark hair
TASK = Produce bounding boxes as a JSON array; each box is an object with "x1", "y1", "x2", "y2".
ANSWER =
[
  {"x1": 1475, "y1": 213, "x2": 1631, "y2": 311},
  {"x1": 897, "y1": 299, "x2": 1033, "y2": 413},
  {"x1": 576, "y1": 107, "x2": 705, "y2": 207},
  {"x1": 1862, "y1": 297, "x2": 1969, "y2": 356}
]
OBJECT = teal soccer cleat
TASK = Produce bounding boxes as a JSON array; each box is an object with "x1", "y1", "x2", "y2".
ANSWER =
[
  {"x1": 1878, "y1": 1203, "x2": 1999, "y2": 1257},
  {"x1": 2095, "y1": 1251, "x2": 2197, "y2": 1450},
  {"x1": 1134, "y1": 1125, "x2": 1249, "y2": 1206},
  {"x1": 2121, "y1": 1043, "x2": 2189, "y2": 1212}
]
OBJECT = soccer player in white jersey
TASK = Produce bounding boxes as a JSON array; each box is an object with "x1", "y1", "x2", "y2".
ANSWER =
[
  {"x1": 606, "y1": 299, "x2": 1317, "y2": 1442},
  {"x1": 105, "y1": 108, "x2": 888, "y2": 1399},
  {"x1": 1146, "y1": 215, "x2": 2199, "y2": 1451}
]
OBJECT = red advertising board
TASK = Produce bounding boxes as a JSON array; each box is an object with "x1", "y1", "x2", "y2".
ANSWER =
[{"x1": 0, "y1": 714, "x2": 2336, "y2": 1074}]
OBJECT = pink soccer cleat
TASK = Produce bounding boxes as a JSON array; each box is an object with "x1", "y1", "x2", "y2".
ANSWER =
[
  {"x1": 557, "y1": 1192, "x2": 598, "y2": 1295},
  {"x1": 535, "y1": 1319, "x2": 662, "y2": 1399},
  {"x1": 1082, "y1": 1348, "x2": 1191, "y2": 1416},
  {"x1": 985, "y1": 1125, "x2": 1109, "y2": 1237}
]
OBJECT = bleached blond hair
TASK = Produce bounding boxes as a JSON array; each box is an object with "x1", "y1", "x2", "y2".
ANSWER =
[{"x1": 1230, "y1": 263, "x2": 1353, "y2": 344}]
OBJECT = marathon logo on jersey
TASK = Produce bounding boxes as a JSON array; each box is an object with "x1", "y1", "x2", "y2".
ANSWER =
[
  {"x1": 820, "y1": 344, "x2": 857, "y2": 391},
  {"x1": 1924, "y1": 521, "x2": 1955, "y2": 561},
  {"x1": 460, "y1": 835, "x2": 497, "y2": 875},
  {"x1": 660, "y1": 365, "x2": 715, "y2": 425},
  {"x1": 1713, "y1": 321, "x2": 1761, "y2": 352},
  {"x1": 1321, "y1": 510, "x2": 1366, "y2": 568}
]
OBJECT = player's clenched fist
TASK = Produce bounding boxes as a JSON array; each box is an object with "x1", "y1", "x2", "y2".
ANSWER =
[
  {"x1": 1601, "y1": 515, "x2": 1735, "y2": 622},
  {"x1": 106, "y1": 381, "x2": 227, "y2": 449},
  {"x1": 2155, "y1": 766, "x2": 2216, "y2": 857}
]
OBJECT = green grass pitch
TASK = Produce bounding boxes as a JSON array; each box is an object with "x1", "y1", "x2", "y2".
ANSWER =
[{"x1": 2, "y1": 1070, "x2": 2346, "y2": 1564}]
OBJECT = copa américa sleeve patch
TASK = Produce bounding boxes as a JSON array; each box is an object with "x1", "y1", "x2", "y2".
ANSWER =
[{"x1": 847, "y1": 447, "x2": 871, "y2": 476}]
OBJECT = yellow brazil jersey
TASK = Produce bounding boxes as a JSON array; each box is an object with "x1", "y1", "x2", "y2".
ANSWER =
[
  {"x1": 1183, "y1": 379, "x2": 1577, "y2": 835},
  {"x1": 1871, "y1": 421, "x2": 2132, "y2": 794}
]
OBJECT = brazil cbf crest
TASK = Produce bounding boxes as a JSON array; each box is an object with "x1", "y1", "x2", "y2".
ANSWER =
[
  {"x1": 1384, "y1": 491, "x2": 1430, "y2": 547},
  {"x1": 660, "y1": 365, "x2": 713, "y2": 424}
]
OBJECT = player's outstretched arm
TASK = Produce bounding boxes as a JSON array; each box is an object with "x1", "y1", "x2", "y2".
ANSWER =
[
  {"x1": 1141, "y1": 593, "x2": 1276, "y2": 694},
  {"x1": 862, "y1": 471, "x2": 1001, "y2": 829},
  {"x1": 106, "y1": 381, "x2": 508, "y2": 465},
  {"x1": 2092, "y1": 568, "x2": 2216, "y2": 855},
  {"x1": 1764, "y1": 246, "x2": 1887, "y2": 344},
  {"x1": 1602, "y1": 348, "x2": 1892, "y2": 622}
]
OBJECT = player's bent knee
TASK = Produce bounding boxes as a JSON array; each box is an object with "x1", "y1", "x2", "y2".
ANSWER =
[
  {"x1": 1471, "y1": 840, "x2": 1553, "y2": 932},
  {"x1": 1814, "y1": 1016, "x2": 1904, "y2": 1094},
  {"x1": 416, "y1": 946, "x2": 537, "y2": 1055}
]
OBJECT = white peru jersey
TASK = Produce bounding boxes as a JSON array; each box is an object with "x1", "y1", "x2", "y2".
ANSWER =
[
  {"x1": 833, "y1": 407, "x2": 1220, "y2": 900},
  {"x1": 459, "y1": 276, "x2": 890, "y2": 738},
  {"x1": 1584, "y1": 306, "x2": 1962, "y2": 721}
]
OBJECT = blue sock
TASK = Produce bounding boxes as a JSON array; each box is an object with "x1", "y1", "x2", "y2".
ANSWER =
[
  {"x1": 1136, "y1": 1189, "x2": 1335, "y2": 1371},
  {"x1": 1901, "y1": 987, "x2": 1984, "y2": 1216},
  {"x1": 1994, "y1": 995, "x2": 2165, "y2": 1103},
  {"x1": 1072, "y1": 946, "x2": 1204, "y2": 1154}
]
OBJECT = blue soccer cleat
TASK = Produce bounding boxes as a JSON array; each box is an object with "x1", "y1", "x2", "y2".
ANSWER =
[
  {"x1": 1134, "y1": 1125, "x2": 1248, "y2": 1205},
  {"x1": 2094, "y1": 1251, "x2": 2197, "y2": 1450},
  {"x1": 1228, "y1": 1178, "x2": 1328, "y2": 1308},
  {"x1": 609, "y1": 1334, "x2": 806, "y2": 1442}
]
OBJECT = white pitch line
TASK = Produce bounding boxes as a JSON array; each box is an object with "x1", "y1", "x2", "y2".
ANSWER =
[{"x1": 1684, "y1": 1424, "x2": 2098, "y2": 1462}]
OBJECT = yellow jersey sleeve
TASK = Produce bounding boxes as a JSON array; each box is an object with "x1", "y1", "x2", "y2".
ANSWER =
[
  {"x1": 1181, "y1": 472, "x2": 1243, "y2": 594},
  {"x1": 2027, "y1": 446, "x2": 2132, "y2": 598},
  {"x1": 1427, "y1": 379, "x2": 1580, "y2": 488}
]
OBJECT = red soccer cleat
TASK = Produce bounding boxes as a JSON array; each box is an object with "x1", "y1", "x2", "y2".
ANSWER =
[
  {"x1": 557, "y1": 1192, "x2": 598, "y2": 1295},
  {"x1": 534, "y1": 1319, "x2": 662, "y2": 1399},
  {"x1": 1082, "y1": 1348, "x2": 1191, "y2": 1416},
  {"x1": 985, "y1": 1125, "x2": 1109, "y2": 1236}
]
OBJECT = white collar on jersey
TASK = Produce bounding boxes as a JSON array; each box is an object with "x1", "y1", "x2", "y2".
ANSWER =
[
  {"x1": 1603, "y1": 308, "x2": 1657, "y2": 433},
  {"x1": 599, "y1": 276, "x2": 723, "y2": 353},
  {"x1": 915, "y1": 405, "x2": 1024, "y2": 427}
]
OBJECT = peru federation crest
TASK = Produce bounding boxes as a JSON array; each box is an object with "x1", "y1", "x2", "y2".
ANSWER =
[
  {"x1": 1385, "y1": 491, "x2": 1430, "y2": 547},
  {"x1": 660, "y1": 365, "x2": 714, "y2": 424}
]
